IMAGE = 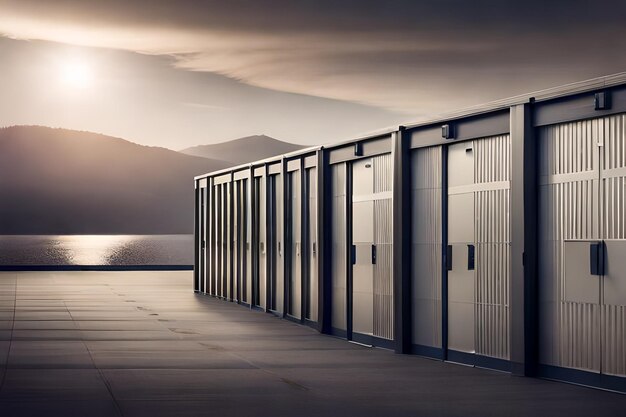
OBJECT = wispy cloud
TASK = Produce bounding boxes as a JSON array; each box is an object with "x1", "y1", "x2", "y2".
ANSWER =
[{"x1": 0, "y1": 1, "x2": 625, "y2": 115}]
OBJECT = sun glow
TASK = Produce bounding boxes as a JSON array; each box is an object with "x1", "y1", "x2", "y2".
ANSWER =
[{"x1": 58, "y1": 59, "x2": 94, "y2": 89}]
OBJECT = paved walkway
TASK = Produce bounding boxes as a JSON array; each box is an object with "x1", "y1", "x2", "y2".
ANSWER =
[{"x1": 0, "y1": 271, "x2": 623, "y2": 417}]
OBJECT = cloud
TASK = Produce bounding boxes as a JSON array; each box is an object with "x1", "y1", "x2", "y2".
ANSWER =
[{"x1": 0, "y1": 0, "x2": 625, "y2": 114}]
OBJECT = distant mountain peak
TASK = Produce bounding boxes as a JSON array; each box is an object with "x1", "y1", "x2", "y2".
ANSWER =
[
  {"x1": 180, "y1": 135, "x2": 306, "y2": 166},
  {"x1": 0, "y1": 125, "x2": 231, "y2": 234}
]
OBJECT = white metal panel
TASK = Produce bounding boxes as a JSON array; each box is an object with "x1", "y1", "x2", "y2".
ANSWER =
[
  {"x1": 447, "y1": 134, "x2": 511, "y2": 359},
  {"x1": 601, "y1": 114, "x2": 626, "y2": 377},
  {"x1": 411, "y1": 146, "x2": 442, "y2": 349},
  {"x1": 307, "y1": 168, "x2": 318, "y2": 321},
  {"x1": 233, "y1": 181, "x2": 239, "y2": 302},
  {"x1": 331, "y1": 163, "x2": 347, "y2": 331},
  {"x1": 447, "y1": 141, "x2": 476, "y2": 354},
  {"x1": 372, "y1": 154, "x2": 393, "y2": 340},
  {"x1": 352, "y1": 158, "x2": 375, "y2": 337},
  {"x1": 289, "y1": 170, "x2": 302, "y2": 318},
  {"x1": 538, "y1": 119, "x2": 601, "y2": 373},
  {"x1": 275, "y1": 172, "x2": 284, "y2": 314},
  {"x1": 258, "y1": 177, "x2": 267, "y2": 309}
]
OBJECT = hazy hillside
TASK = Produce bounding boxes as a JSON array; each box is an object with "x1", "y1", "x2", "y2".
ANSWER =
[
  {"x1": 0, "y1": 126, "x2": 231, "y2": 234},
  {"x1": 180, "y1": 135, "x2": 306, "y2": 165}
]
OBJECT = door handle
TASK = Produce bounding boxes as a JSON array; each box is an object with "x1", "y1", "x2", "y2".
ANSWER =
[
  {"x1": 446, "y1": 245, "x2": 453, "y2": 271},
  {"x1": 371, "y1": 244, "x2": 377, "y2": 265},
  {"x1": 467, "y1": 244, "x2": 475, "y2": 271},
  {"x1": 351, "y1": 245, "x2": 356, "y2": 265},
  {"x1": 590, "y1": 241, "x2": 605, "y2": 276}
]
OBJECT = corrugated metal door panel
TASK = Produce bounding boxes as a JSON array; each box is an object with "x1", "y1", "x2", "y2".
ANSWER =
[
  {"x1": 538, "y1": 119, "x2": 602, "y2": 373},
  {"x1": 352, "y1": 158, "x2": 374, "y2": 336},
  {"x1": 226, "y1": 183, "x2": 232, "y2": 301},
  {"x1": 601, "y1": 114, "x2": 626, "y2": 377},
  {"x1": 331, "y1": 163, "x2": 347, "y2": 330},
  {"x1": 410, "y1": 146, "x2": 442, "y2": 349},
  {"x1": 275, "y1": 173, "x2": 284, "y2": 314},
  {"x1": 241, "y1": 179, "x2": 252, "y2": 303},
  {"x1": 372, "y1": 154, "x2": 394, "y2": 340},
  {"x1": 308, "y1": 168, "x2": 318, "y2": 321},
  {"x1": 447, "y1": 134, "x2": 511, "y2": 359},
  {"x1": 373, "y1": 196, "x2": 393, "y2": 340},
  {"x1": 289, "y1": 170, "x2": 302, "y2": 318},
  {"x1": 258, "y1": 177, "x2": 267, "y2": 309},
  {"x1": 373, "y1": 153, "x2": 393, "y2": 193},
  {"x1": 474, "y1": 134, "x2": 511, "y2": 360},
  {"x1": 447, "y1": 141, "x2": 476, "y2": 354},
  {"x1": 233, "y1": 181, "x2": 239, "y2": 302},
  {"x1": 216, "y1": 184, "x2": 223, "y2": 298}
]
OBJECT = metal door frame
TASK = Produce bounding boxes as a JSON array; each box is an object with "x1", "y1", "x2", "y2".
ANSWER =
[{"x1": 266, "y1": 173, "x2": 279, "y2": 312}]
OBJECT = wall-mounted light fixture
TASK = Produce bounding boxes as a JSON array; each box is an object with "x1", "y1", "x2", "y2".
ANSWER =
[
  {"x1": 442, "y1": 124, "x2": 455, "y2": 140},
  {"x1": 594, "y1": 91, "x2": 611, "y2": 110}
]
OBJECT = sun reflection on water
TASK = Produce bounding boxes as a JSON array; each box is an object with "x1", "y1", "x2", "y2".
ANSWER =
[{"x1": 58, "y1": 235, "x2": 135, "y2": 265}]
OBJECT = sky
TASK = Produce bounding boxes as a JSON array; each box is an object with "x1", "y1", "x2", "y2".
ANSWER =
[{"x1": 0, "y1": 0, "x2": 625, "y2": 149}]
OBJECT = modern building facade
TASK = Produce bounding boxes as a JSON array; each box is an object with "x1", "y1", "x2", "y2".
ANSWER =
[{"x1": 194, "y1": 73, "x2": 626, "y2": 393}]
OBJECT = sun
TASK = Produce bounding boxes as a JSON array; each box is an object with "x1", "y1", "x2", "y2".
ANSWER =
[{"x1": 58, "y1": 59, "x2": 94, "y2": 89}]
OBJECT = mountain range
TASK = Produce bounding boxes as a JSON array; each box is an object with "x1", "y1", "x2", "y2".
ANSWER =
[
  {"x1": 0, "y1": 126, "x2": 304, "y2": 234},
  {"x1": 180, "y1": 135, "x2": 306, "y2": 165}
]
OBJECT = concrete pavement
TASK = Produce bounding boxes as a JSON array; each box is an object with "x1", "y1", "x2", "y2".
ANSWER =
[{"x1": 0, "y1": 271, "x2": 623, "y2": 417}]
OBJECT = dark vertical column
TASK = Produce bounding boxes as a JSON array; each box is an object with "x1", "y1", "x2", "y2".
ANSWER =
[
  {"x1": 209, "y1": 177, "x2": 215, "y2": 296},
  {"x1": 264, "y1": 164, "x2": 272, "y2": 311},
  {"x1": 194, "y1": 180, "x2": 200, "y2": 292},
  {"x1": 282, "y1": 158, "x2": 289, "y2": 318},
  {"x1": 393, "y1": 128, "x2": 411, "y2": 353},
  {"x1": 229, "y1": 178, "x2": 235, "y2": 301},
  {"x1": 250, "y1": 167, "x2": 257, "y2": 307},
  {"x1": 441, "y1": 146, "x2": 449, "y2": 360},
  {"x1": 200, "y1": 187, "x2": 205, "y2": 293},
  {"x1": 510, "y1": 102, "x2": 538, "y2": 377},
  {"x1": 300, "y1": 158, "x2": 307, "y2": 322},
  {"x1": 317, "y1": 149, "x2": 332, "y2": 334},
  {"x1": 243, "y1": 177, "x2": 249, "y2": 305},
  {"x1": 346, "y1": 162, "x2": 353, "y2": 341}
]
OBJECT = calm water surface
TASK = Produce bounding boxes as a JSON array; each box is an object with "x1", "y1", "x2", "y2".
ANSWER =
[{"x1": 0, "y1": 235, "x2": 193, "y2": 265}]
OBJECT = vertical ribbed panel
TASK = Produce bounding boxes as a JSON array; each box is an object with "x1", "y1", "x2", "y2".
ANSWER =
[
  {"x1": 475, "y1": 188, "x2": 510, "y2": 359},
  {"x1": 602, "y1": 114, "x2": 626, "y2": 171},
  {"x1": 601, "y1": 114, "x2": 626, "y2": 377},
  {"x1": 331, "y1": 163, "x2": 347, "y2": 330},
  {"x1": 215, "y1": 184, "x2": 223, "y2": 298},
  {"x1": 374, "y1": 197, "x2": 393, "y2": 340},
  {"x1": 243, "y1": 179, "x2": 250, "y2": 304},
  {"x1": 474, "y1": 134, "x2": 511, "y2": 360},
  {"x1": 308, "y1": 168, "x2": 319, "y2": 321},
  {"x1": 603, "y1": 304, "x2": 626, "y2": 376},
  {"x1": 289, "y1": 170, "x2": 301, "y2": 318},
  {"x1": 474, "y1": 135, "x2": 510, "y2": 183},
  {"x1": 232, "y1": 182, "x2": 239, "y2": 302},
  {"x1": 603, "y1": 176, "x2": 625, "y2": 239},
  {"x1": 258, "y1": 178, "x2": 266, "y2": 309},
  {"x1": 373, "y1": 153, "x2": 392, "y2": 193},
  {"x1": 538, "y1": 119, "x2": 601, "y2": 373},
  {"x1": 275, "y1": 173, "x2": 284, "y2": 313},
  {"x1": 224, "y1": 183, "x2": 233, "y2": 300},
  {"x1": 372, "y1": 154, "x2": 393, "y2": 340},
  {"x1": 411, "y1": 146, "x2": 442, "y2": 348}
]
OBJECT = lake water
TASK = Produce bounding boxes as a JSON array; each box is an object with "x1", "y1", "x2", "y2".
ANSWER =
[{"x1": 0, "y1": 235, "x2": 193, "y2": 265}]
